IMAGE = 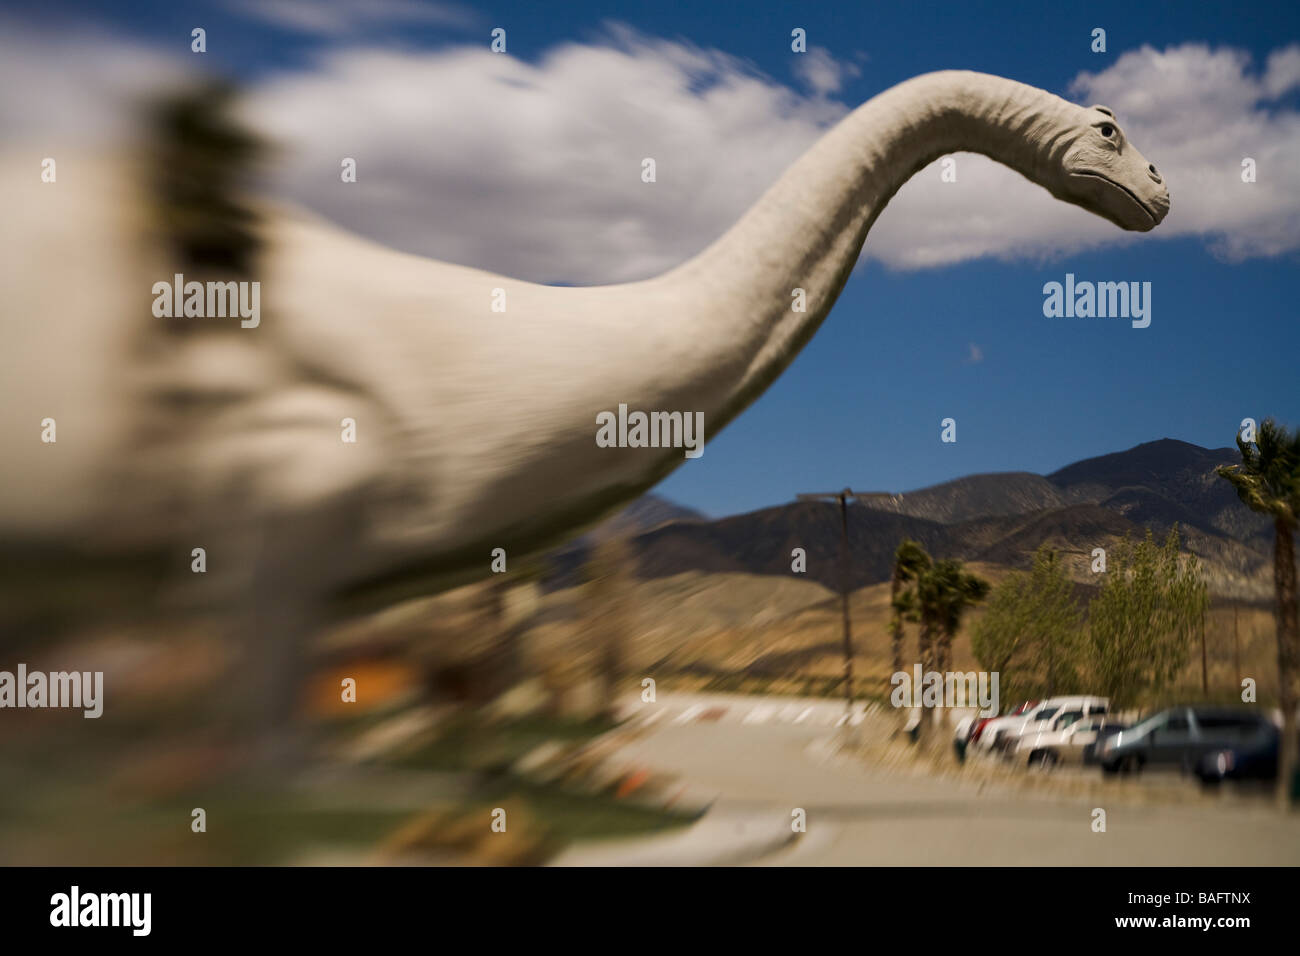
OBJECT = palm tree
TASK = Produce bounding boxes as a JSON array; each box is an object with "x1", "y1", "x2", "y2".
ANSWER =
[
  {"x1": 899, "y1": 556, "x2": 988, "y2": 736},
  {"x1": 903, "y1": 558, "x2": 979, "y2": 675},
  {"x1": 924, "y1": 559, "x2": 991, "y2": 675},
  {"x1": 888, "y1": 540, "x2": 931, "y2": 690},
  {"x1": 1217, "y1": 418, "x2": 1300, "y2": 809}
]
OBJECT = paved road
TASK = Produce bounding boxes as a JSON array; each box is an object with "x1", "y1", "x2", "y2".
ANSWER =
[{"x1": 612, "y1": 692, "x2": 1300, "y2": 865}]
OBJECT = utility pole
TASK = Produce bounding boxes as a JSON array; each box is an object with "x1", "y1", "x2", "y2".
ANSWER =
[
  {"x1": 796, "y1": 489, "x2": 902, "y2": 715},
  {"x1": 1200, "y1": 605, "x2": 1208, "y2": 695},
  {"x1": 1233, "y1": 603, "x2": 1241, "y2": 688}
]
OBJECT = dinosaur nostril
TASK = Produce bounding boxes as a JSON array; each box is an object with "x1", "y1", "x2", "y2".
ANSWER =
[{"x1": 1148, "y1": 163, "x2": 1160, "y2": 178}]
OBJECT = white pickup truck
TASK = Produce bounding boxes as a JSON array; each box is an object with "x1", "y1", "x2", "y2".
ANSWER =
[
  {"x1": 978, "y1": 696, "x2": 1109, "y2": 755},
  {"x1": 1015, "y1": 712, "x2": 1110, "y2": 767}
]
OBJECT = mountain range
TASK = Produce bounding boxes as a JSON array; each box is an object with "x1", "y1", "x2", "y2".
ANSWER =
[{"x1": 548, "y1": 439, "x2": 1276, "y2": 601}]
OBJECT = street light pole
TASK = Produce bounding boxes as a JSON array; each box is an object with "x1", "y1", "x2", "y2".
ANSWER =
[{"x1": 796, "y1": 488, "x2": 903, "y2": 715}]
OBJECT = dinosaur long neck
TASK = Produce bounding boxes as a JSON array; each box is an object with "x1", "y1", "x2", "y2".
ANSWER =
[{"x1": 655, "y1": 70, "x2": 1075, "y2": 432}]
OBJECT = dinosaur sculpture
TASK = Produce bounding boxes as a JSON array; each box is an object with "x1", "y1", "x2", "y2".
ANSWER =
[{"x1": 3, "y1": 70, "x2": 1169, "y2": 619}]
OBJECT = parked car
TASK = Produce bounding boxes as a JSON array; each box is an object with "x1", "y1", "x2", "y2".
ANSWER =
[
  {"x1": 952, "y1": 713, "x2": 977, "y2": 762},
  {"x1": 1097, "y1": 706, "x2": 1275, "y2": 776},
  {"x1": 1016, "y1": 713, "x2": 1109, "y2": 768},
  {"x1": 992, "y1": 696, "x2": 1109, "y2": 757},
  {"x1": 975, "y1": 699, "x2": 1063, "y2": 753},
  {"x1": 1194, "y1": 724, "x2": 1287, "y2": 784},
  {"x1": 969, "y1": 700, "x2": 1036, "y2": 746},
  {"x1": 1083, "y1": 721, "x2": 1128, "y2": 765}
]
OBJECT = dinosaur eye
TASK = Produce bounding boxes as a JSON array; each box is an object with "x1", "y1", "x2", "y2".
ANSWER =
[{"x1": 1099, "y1": 124, "x2": 1114, "y2": 138}]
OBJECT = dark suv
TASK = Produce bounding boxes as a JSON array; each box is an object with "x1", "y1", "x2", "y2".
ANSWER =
[{"x1": 1096, "y1": 706, "x2": 1275, "y2": 776}]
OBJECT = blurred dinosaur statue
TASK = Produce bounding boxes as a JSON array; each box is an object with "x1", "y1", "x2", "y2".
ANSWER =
[{"x1": 0, "y1": 72, "x2": 1168, "y2": 738}]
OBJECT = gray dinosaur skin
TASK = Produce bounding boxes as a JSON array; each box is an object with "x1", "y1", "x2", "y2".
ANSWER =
[{"x1": 1, "y1": 71, "x2": 1168, "y2": 620}]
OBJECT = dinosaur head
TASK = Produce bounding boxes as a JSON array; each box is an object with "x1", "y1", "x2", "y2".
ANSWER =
[{"x1": 1054, "y1": 105, "x2": 1169, "y2": 231}]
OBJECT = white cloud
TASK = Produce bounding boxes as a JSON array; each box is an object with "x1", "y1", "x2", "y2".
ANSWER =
[
  {"x1": 1263, "y1": 45, "x2": 1300, "y2": 98},
  {"x1": 224, "y1": 0, "x2": 478, "y2": 36},
  {"x1": 793, "y1": 47, "x2": 860, "y2": 96},
  {"x1": 241, "y1": 27, "x2": 845, "y2": 283},
  {"x1": 3, "y1": 22, "x2": 1298, "y2": 280},
  {"x1": 243, "y1": 33, "x2": 1300, "y2": 280}
]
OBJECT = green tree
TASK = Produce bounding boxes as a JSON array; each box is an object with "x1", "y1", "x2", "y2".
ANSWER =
[
  {"x1": 926, "y1": 560, "x2": 991, "y2": 676},
  {"x1": 898, "y1": 556, "x2": 987, "y2": 737},
  {"x1": 1217, "y1": 418, "x2": 1300, "y2": 809},
  {"x1": 971, "y1": 545, "x2": 1084, "y2": 702},
  {"x1": 887, "y1": 540, "x2": 931, "y2": 690},
  {"x1": 900, "y1": 556, "x2": 989, "y2": 676},
  {"x1": 1087, "y1": 527, "x2": 1208, "y2": 710}
]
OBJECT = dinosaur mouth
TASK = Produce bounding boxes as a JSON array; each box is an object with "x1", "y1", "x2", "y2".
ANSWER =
[{"x1": 1071, "y1": 172, "x2": 1158, "y2": 226}]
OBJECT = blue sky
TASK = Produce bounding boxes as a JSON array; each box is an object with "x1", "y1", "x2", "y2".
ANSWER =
[{"x1": 10, "y1": 1, "x2": 1300, "y2": 517}]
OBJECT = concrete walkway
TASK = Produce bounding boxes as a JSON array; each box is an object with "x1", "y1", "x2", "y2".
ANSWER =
[
  {"x1": 569, "y1": 691, "x2": 1300, "y2": 866},
  {"x1": 550, "y1": 809, "x2": 796, "y2": 866}
]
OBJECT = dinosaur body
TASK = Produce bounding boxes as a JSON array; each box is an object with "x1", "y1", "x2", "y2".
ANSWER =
[{"x1": 1, "y1": 71, "x2": 1169, "y2": 609}]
